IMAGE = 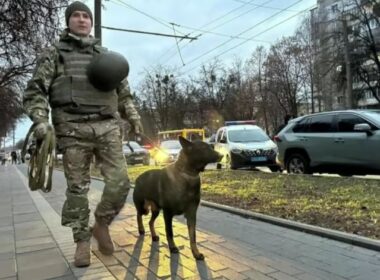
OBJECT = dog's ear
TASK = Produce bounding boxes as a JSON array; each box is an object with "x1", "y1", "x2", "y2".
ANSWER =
[{"x1": 178, "y1": 136, "x2": 192, "y2": 149}]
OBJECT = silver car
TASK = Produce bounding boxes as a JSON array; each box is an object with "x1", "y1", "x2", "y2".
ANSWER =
[
  {"x1": 153, "y1": 140, "x2": 182, "y2": 165},
  {"x1": 275, "y1": 110, "x2": 380, "y2": 175}
]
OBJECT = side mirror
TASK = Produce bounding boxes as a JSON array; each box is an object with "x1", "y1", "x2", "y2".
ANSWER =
[
  {"x1": 220, "y1": 138, "x2": 227, "y2": 144},
  {"x1": 354, "y1": 123, "x2": 373, "y2": 135}
]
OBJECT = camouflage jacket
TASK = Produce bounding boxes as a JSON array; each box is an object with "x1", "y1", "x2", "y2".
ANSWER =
[{"x1": 23, "y1": 29, "x2": 141, "y2": 124}]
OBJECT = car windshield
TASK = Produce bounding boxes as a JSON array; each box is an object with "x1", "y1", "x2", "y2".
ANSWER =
[
  {"x1": 228, "y1": 129, "x2": 270, "y2": 143},
  {"x1": 160, "y1": 141, "x2": 181, "y2": 149},
  {"x1": 364, "y1": 111, "x2": 380, "y2": 124},
  {"x1": 124, "y1": 141, "x2": 141, "y2": 150}
]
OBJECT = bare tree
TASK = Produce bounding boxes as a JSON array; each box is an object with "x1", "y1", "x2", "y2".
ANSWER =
[
  {"x1": 246, "y1": 46, "x2": 270, "y2": 132},
  {"x1": 348, "y1": 0, "x2": 380, "y2": 105},
  {"x1": 0, "y1": 87, "x2": 22, "y2": 142},
  {"x1": 138, "y1": 66, "x2": 184, "y2": 131},
  {"x1": 296, "y1": 15, "x2": 318, "y2": 113},
  {"x1": 264, "y1": 36, "x2": 306, "y2": 118},
  {"x1": 223, "y1": 57, "x2": 256, "y2": 121},
  {"x1": 0, "y1": 0, "x2": 69, "y2": 136},
  {"x1": 190, "y1": 60, "x2": 228, "y2": 128}
]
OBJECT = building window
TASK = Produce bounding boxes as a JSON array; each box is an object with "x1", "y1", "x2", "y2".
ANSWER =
[
  {"x1": 369, "y1": 18, "x2": 379, "y2": 29},
  {"x1": 365, "y1": 90, "x2": 374, "y2": 99},
  {"x1": 337, "y1": 96, "x2": 344, "y2": 104}
]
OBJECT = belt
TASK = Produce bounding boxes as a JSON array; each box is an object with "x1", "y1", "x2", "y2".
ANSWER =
[{"x1": 71, "y1": 114, "x2": 113, "y2": 122}]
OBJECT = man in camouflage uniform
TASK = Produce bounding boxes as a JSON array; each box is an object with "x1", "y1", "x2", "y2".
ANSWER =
[{"x1": 23, "y1": 1, "x2": 142, "y2": 267}]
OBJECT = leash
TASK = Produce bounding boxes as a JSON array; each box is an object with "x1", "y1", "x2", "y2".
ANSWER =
[
  {"x1": 21, "y1": 123, "x2": 56, "y2": 193},
  {"x1": 138, "y1": 133, "x2": 171, "y2": 155},
  {"x1": 127, "y1": 132, "x2": 168, "y2": 154}
]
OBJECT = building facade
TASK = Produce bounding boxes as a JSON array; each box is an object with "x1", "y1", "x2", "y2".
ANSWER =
[{"x1": 311, "y1": 0, "x2": 380, "y2": 110}]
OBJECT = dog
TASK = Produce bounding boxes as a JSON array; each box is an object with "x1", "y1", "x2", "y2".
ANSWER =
[{"x1": 133, "y1": 136, "x2": 222, "y2": 260}]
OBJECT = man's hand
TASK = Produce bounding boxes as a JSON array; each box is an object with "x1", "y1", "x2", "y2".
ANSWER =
[
  {"x1": 130, "y1": 119, "x2": 143, "y2": 135},
  {"x1": 34, "y1": 122, "x2": 50, "y2": 140}
]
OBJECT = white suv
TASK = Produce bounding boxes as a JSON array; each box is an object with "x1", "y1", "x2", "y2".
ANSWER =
[{"x1": 213, "y1": 122, "x2": 280, "y2": 171}]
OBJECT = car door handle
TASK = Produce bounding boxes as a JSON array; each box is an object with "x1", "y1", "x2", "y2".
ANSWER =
[
  {"x1": 299, "y1": 137, "x2": 308, "y2": 141},
  {"x1": 334, "y1": 138, "x2": 345, "y2": 143}
]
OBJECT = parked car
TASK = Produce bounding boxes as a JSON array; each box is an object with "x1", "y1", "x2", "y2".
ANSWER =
[
  {"x1": 275, "y1": 110, "x2": 380, "y2": 175},
  {"x1": 123, "y1": 141, "x2": 150, "y2": 165},
  {"x1": 213, "y1": 121, "x2": 280, "y2": 171},
  {"x1": 153, "y1": 140, "x2": 181, "y2": 165}
]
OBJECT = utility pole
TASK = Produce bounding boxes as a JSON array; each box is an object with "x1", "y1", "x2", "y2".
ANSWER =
[
  {"x1": 342, "y1": 17, "x2": 353, "y2": 109},
  {"x1": 12, "y1": 124, "x2": 15, "y2": 150},
  {"x1": 94, "y1": 0, "x2": 102, "y2": 45}
]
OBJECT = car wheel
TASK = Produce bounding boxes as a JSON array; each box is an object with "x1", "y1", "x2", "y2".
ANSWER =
[
  {"x1": 226, "y1": 154, "x2": 237, "y2": 170},
  {"x1": 286, "y1": 153, "x2": 310, "y2": 174},
  {"x1": 269, "y1": 166, "x2": 281, "y2": 172},
  {"x1": 143, "y1": 157, "x2": 150, "y2": 166}
]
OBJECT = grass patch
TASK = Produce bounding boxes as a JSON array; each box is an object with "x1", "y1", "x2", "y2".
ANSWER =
[{"x1": 55, "y1": 162, "x2": 380, "y2": 239}]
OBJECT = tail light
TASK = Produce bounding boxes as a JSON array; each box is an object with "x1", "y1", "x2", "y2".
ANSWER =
[
  {"x1": 273, "y1": 135, "x2": 282, "y2": 142},
  {"x1": 143, "y1": 144, "x2": 153, "y2": 150}
]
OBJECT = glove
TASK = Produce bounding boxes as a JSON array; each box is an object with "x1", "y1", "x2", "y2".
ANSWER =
[
  {"x1": 130, "y1": 119, "x2": 143, "y2": 135},
  {"x1": 34, "y1": 122, "x2": 50, "y2": 140},
  {"x1": 31, "y1": 109, "x2": 48, "y2": 124}
]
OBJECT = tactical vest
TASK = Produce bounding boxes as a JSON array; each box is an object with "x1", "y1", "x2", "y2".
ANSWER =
[{"x1": 49, "y1": 41, "x2": 118, "y2": 114}]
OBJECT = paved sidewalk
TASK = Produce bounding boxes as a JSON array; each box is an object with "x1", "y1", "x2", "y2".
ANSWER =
[{"x1": 0, "y1": 164, "x2": 379, "y2": 280}]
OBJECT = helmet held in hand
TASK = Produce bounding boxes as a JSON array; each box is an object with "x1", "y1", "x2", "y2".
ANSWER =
[{"x1": 87, "y1": 51, "x2": 129, "y2": 91}]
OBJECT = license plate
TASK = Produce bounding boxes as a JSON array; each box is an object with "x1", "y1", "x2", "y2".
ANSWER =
[
  {"x1": 134, "y1": 157, "x2": 143, "y2": 161},
  {"x1": 251, "y1": 156, "x2": 267, "y2": 162}
]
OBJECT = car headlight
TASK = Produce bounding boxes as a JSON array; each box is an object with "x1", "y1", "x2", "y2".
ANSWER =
[
  {"x1": 231, "y1": 148, "x2": 243, "y2": 154},
  {"x1": 155, "y1": 151, "x2": 169, "y2": 162}
]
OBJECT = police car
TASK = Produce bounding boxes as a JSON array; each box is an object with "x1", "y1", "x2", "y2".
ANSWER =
[{"x1": 213, "y1": 121, "x2": 280, "y2": 171}]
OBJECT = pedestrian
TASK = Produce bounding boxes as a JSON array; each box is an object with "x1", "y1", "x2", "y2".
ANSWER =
[
  {"x1": 23, "y1": 1, "x2": 143, "y2": 267},
  {"x1": 11, "y1": 151, "x2": 17, "y2": 164}
]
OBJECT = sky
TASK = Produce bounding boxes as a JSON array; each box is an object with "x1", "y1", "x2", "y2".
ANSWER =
[{"x1": 12, "y1": 0, "x2": 317, "y2": 147}]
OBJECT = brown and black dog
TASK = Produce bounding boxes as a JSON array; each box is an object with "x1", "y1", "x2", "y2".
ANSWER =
[{"x1": 133, "y1": 136, "x2": 222, "y2": 260}]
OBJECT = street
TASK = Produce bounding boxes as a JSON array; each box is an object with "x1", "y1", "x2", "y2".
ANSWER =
[{"x1": 1, "y1": 164, "x2": 379, "y2": 279}]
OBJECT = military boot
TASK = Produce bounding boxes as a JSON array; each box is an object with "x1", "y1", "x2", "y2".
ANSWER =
[
  {"x1": 92, "y1": 222, "x2": 114, "y2": 255},
  {"x1": 74, "y1": 240, "x2": 91, "y2": 267}
]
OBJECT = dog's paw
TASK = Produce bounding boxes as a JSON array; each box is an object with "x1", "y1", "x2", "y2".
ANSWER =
[
  {"x1": 193, "y1": 252, "x2": 205, "y2": 261},
  {"x1": 138, "y1": 230, "x2": 145, "y2": 235},
  {"x1": 170, "y1": 246, "x2": 179, "y2": 254},
  {"x1": 152, "y1": 235, "x2": 159, "y2": 242}
]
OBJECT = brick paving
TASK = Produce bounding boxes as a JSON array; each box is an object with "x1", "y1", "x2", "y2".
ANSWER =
[{"x1": 0, "y1": 164, "x2": 379, "y2": 279}]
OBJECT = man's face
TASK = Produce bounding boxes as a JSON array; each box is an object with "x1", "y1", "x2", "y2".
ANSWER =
[{"x1": 68, "y1": 11, "x2": 92, "y2": 37}]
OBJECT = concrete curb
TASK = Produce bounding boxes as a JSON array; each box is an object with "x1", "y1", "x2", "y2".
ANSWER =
[
  {"x1": 56, "y1": 168, "x2": 380, "y2": 252},
  {"x1": 201, "y1": 200, "x2": 380, "y2": 252}
]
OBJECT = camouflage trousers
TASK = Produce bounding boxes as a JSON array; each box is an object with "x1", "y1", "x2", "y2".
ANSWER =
[{"x1": 55, "y1": 118, "x2": 130, "y2": 242}]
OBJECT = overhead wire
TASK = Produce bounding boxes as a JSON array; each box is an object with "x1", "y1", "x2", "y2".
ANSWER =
[
  {"x1": 161, "y1": 0, "x2": 277, "y2": 64},
  {"x1": 174, "y1": 0, "x2": 305, "y2": 70},
  {"x1": 108, "y1": 0, "x2": 282, "y2": 65},
  {"x1": 178, "y1": 3, "x2": 317, "y2": 75},
  {"x1": 230, "y1": 0, "x2": 302, "y2": 12},
  {"x1": 110, "y1": 0, "x2": 187, "y2": 35},
  {"x1": 106, "y1": 0, "x2": 315, "y2": 77},
  {"x1": 156, "y1": 0, "x2": 262, "y2": 64},
  {"x1": 159, "y1": 0, "x2": 311, "y2": 64}
]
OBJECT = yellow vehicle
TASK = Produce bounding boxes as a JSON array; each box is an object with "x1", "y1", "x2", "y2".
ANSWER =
[{"x1": 158, "y1": 128, "x2": 205, "y2": 142}]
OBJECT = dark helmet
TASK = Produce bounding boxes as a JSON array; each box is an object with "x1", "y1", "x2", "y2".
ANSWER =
[{"x1": 87, "y1": 51, "x2": 129, "y2": 91}]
